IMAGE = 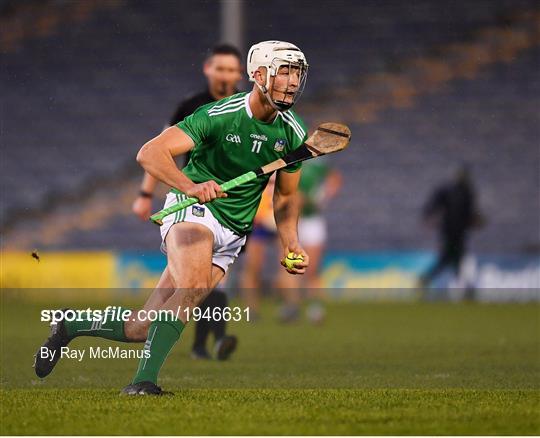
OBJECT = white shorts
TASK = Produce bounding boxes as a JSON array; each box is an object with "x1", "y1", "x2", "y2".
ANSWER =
[
  {"x1": 298, "y1": 215, "x2": 327, "y2": 247},
  {"x1": 160, "y1": 192, "x2": 247, "y2": 273}
]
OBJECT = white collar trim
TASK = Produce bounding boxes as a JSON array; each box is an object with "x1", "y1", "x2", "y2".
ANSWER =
[{"x1": 245, "y1": 92, "x2": 253, "y2": 118}]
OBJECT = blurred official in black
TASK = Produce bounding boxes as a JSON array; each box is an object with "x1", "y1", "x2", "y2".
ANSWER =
[
  {"x1": 132, "y1": 44, "x2": 243, "y2": 360},
  {"x1": 420, "y1": 165, "x2": 483, "y2": 287}
]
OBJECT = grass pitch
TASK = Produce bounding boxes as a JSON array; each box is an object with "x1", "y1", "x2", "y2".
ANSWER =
[{"x1": 1, "y1": 300, "x2": 538, "y2": 435}]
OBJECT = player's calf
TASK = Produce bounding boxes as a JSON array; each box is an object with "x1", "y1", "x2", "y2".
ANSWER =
[{"x1": 124, "y1": 317, "x2": 152, "y2": 342}]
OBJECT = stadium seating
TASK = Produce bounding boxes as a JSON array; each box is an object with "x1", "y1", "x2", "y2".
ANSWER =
[
  {"x1": 327, "y1": 46, "x2": 540, "y2": 253},
  {"x1": 245, "y1": 0, "x2": 537, "y2": 93},
  {"x1": 1, "y1": 0, "x2": 220, "y2": 225}
]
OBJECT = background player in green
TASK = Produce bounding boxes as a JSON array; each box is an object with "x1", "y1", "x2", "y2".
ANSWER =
[{"x1": 34, "y1": 40, "x2": 311, "y2": 395}]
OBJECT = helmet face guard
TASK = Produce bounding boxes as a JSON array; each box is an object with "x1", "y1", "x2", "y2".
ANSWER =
[
  {"x1": 265, "y1": 58, "x2": 308, "y2": 111},
  {"x1": 247, "y1": 41, "x2": 309, "y2": 111}
]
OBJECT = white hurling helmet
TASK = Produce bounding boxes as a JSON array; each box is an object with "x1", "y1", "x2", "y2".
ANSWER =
[{"x1": 247, "y1": 40, "x2": 308, "y2": 111}]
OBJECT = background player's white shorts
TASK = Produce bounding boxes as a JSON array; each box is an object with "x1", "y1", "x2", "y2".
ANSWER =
[
  {"x1": 298, "y1": 215, "x2": 327, "y2": 247},
  {"x1": 160, "y1": 192, "x2": 246, "y2": 273}
]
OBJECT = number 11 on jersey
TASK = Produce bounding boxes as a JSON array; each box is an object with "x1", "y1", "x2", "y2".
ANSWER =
[{"x1": 251, "y1": 140, "x2": 262, "y2": 153}]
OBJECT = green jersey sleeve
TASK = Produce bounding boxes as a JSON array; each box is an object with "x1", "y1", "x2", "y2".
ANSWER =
[{"x1": 175, "y1": 105, "x2": 212, "y2": 146}]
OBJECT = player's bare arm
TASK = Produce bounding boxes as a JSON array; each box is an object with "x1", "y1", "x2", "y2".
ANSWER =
[
  {"x1": 132, "y1": 172, "x2": 158, "y2": 220},
  {"x1": 274, "y1": 169, "x2": 309, "y2": 274},
  {"x1": 136, "y1": 126, "x2": 226, "y2": 203}
]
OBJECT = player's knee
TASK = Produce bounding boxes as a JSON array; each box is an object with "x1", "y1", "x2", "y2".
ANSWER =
[
  {"x1": 181, "y1": 285, "x2": 212, "y2": 308},
  {"x1": 167, "y1": 262, "x2": 211, "y2": 289}
]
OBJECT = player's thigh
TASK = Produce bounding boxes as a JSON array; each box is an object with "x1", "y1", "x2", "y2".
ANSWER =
[{"x1": 165, "y1": 221, "x2": 214, "y2": 289}]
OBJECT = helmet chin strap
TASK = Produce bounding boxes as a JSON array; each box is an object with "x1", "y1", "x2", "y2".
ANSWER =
[{"x1": 256, "y1": 74, "x2": 292, "y2": 112}]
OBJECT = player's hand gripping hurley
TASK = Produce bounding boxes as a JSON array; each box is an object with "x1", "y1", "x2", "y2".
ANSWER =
[{"x1": 150, "y1": 122, "x2": 351, "y2": 225}]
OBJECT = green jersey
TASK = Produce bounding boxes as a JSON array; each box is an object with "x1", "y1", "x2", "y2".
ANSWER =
[
  {"x1": 298, "y1": 159, "x2": 331, "y2": 217},
  {"x1": 174, "y1": 92, "x2": 308, "y2": 235}
]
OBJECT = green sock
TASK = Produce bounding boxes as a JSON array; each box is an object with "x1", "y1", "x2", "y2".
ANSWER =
[
  {"x1": 132, "y1": 318, "x2": 185, "y2": 385},
  {"x1": 64, "y1": 307, "x2": 129, "y2": 342}
]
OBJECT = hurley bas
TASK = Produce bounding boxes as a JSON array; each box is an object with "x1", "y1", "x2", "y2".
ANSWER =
[{"x1": 38, "y1": 346, "x2": 150, "y2": 362}]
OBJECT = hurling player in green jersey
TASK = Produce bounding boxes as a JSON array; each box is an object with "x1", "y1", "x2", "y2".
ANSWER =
[{"x1": 33, "y1": 41, "x2": 311, "y2": 395}]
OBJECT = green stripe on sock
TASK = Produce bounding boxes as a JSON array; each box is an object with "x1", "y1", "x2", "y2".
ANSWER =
[
  {"x1": 64, "y1": 307, "x2": 129, "y2": 342},
  {"x1": 132, "y1": 318, "x2": 185, "y2": 385}
]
